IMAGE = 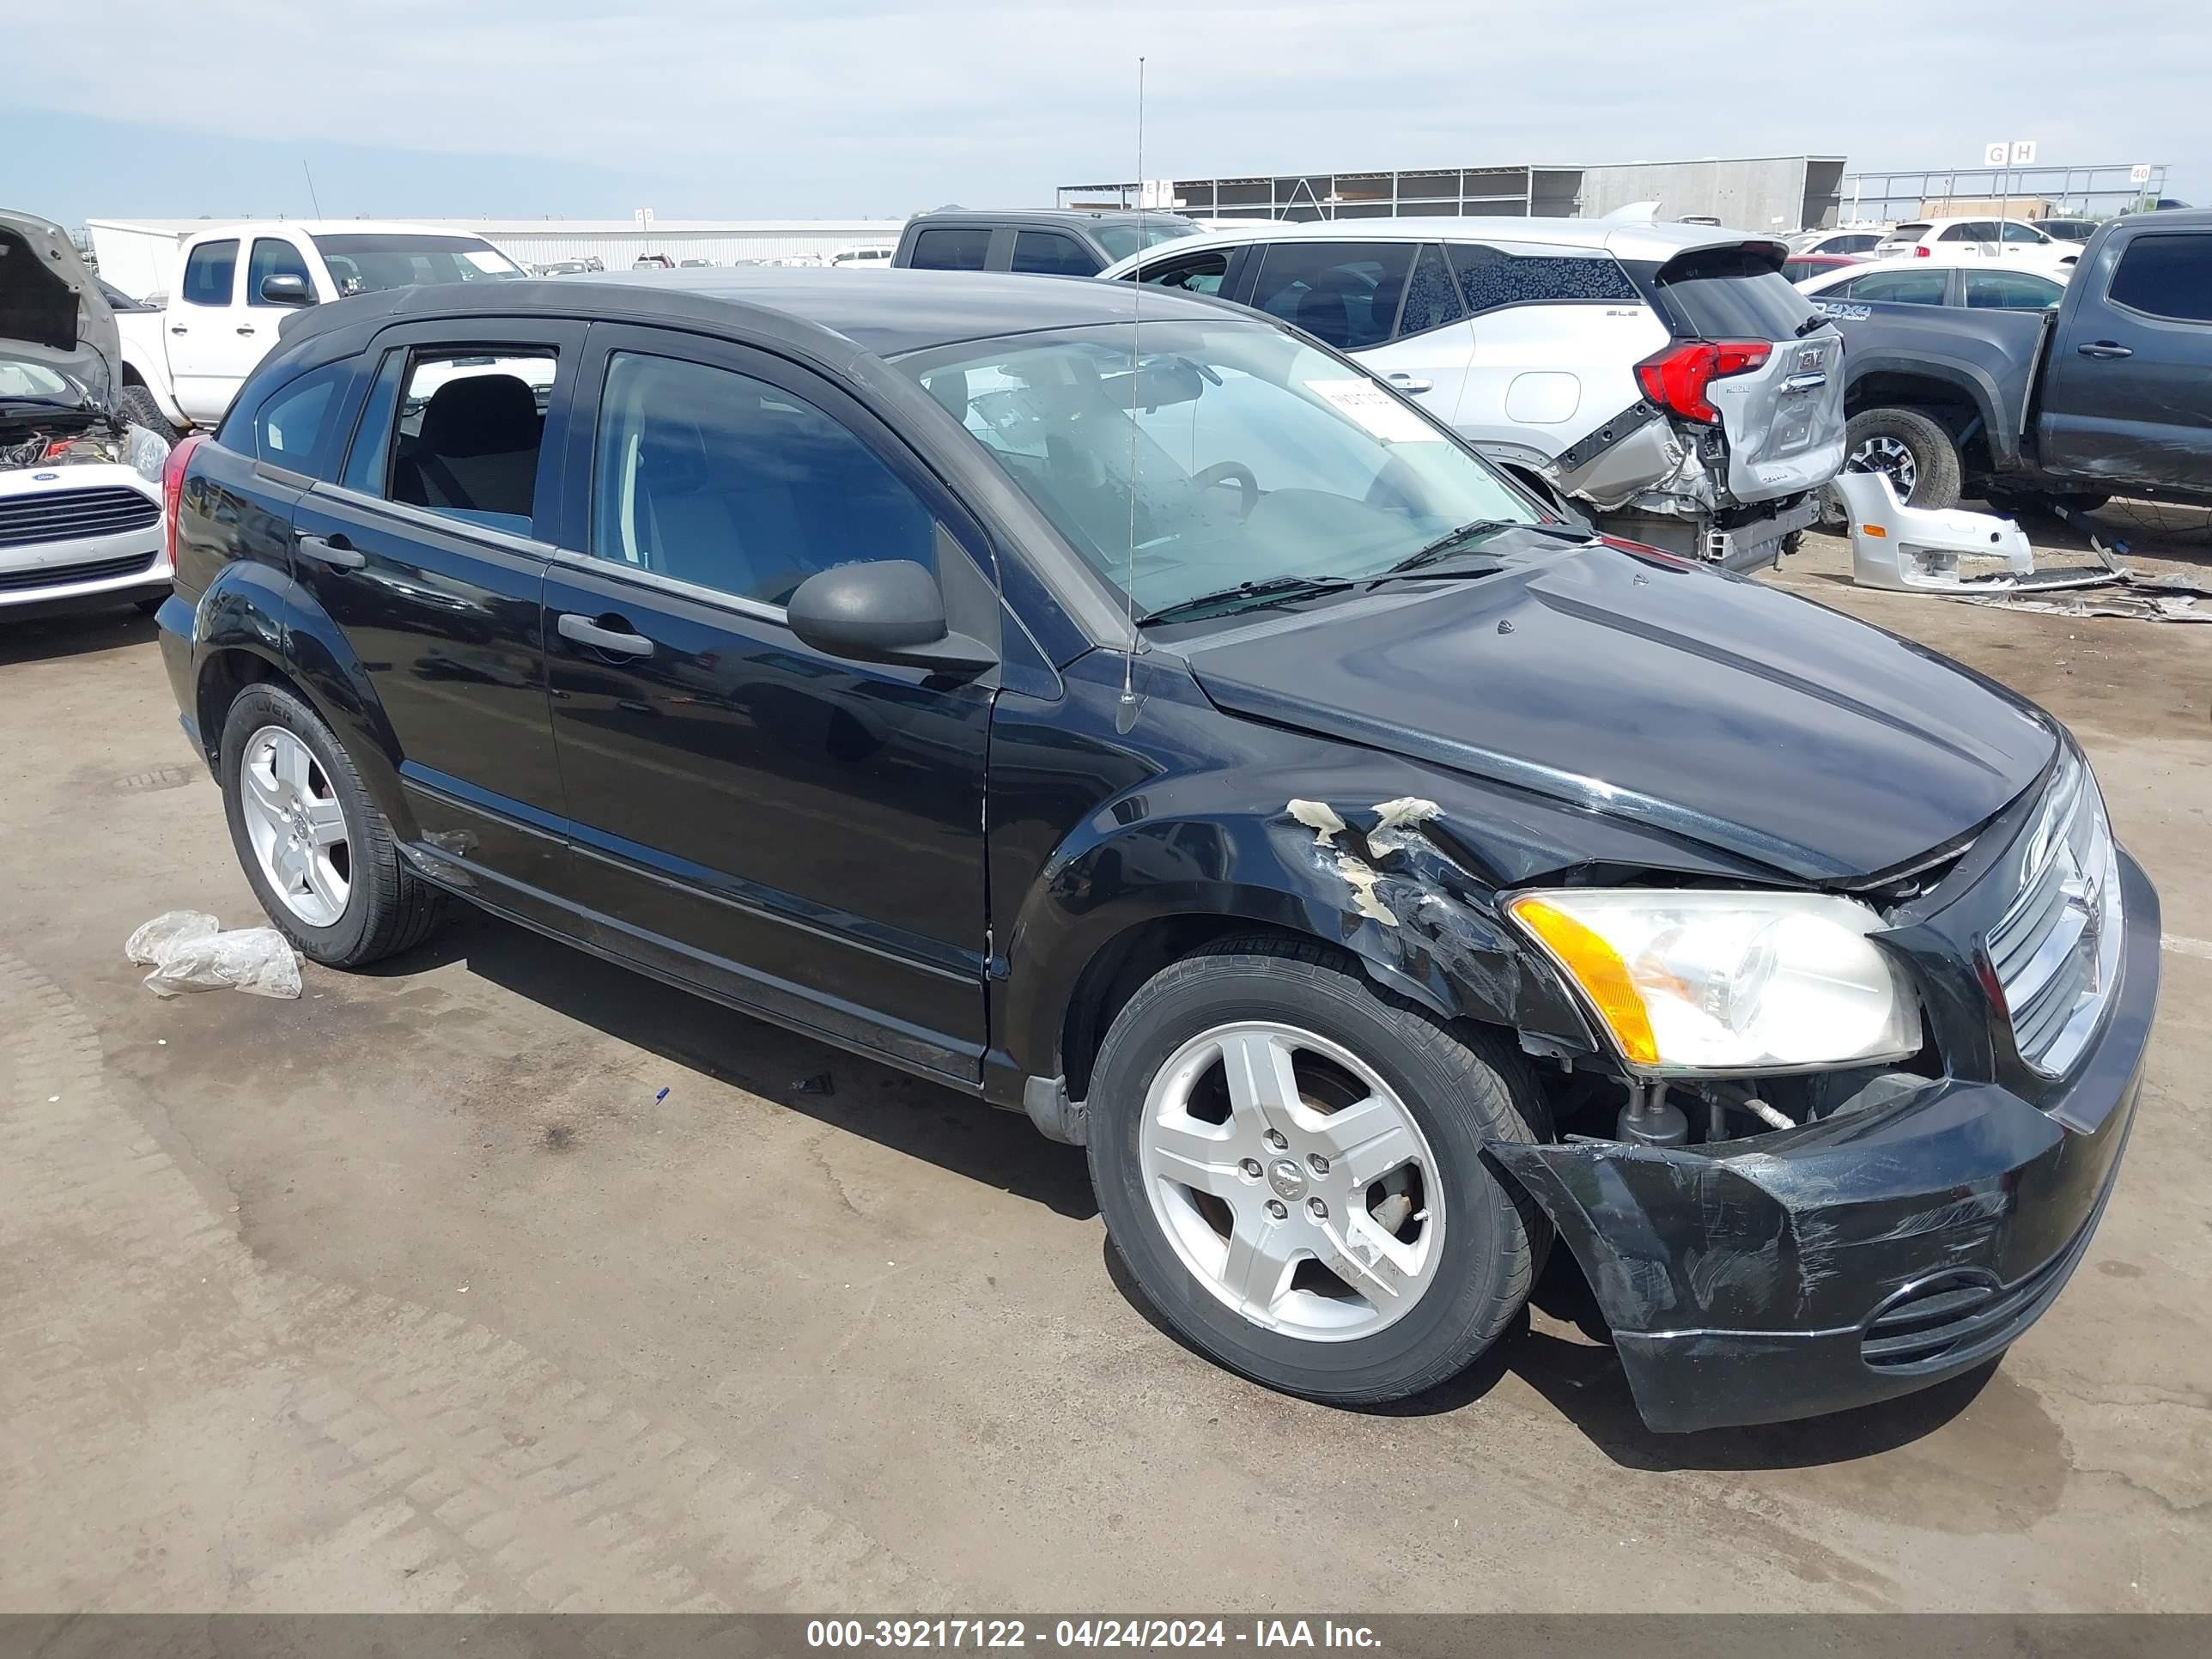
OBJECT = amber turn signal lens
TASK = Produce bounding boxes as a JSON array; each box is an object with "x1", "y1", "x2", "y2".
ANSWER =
[{"x1": 1507, "y1": 895, "x2": 1662, "y2": 1066}]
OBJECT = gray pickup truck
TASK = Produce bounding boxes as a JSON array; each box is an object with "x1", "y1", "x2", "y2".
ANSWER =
[{"x1": 1812, "y1": 209, "x2": 2212, "y2": 514}]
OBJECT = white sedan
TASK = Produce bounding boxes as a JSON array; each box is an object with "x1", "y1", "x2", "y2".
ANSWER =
[{"x1": 1796, "y1": 255, "x2": 2067, "y2": 313}]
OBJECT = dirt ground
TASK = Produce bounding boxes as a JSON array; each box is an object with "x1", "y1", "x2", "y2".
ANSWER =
[{"x1": 3, "y1": 505, "x2": 2208, "y2": 1615}]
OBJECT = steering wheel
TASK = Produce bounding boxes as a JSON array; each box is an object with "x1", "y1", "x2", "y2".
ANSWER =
[{"x1": 1189, "y1": 461, "x2": 1260, "y2": 521}]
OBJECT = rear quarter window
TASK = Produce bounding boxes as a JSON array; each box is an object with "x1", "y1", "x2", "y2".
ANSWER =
[
  {"x1": 908, "y1": 227, "x2": 991, "y2": 270},
  {"x1": 1647, "y1": 246, "x2": 1818, "y2": 341},
  {"x1": 1447, "y1": 243, "x2": 1637, "y2": 313}
]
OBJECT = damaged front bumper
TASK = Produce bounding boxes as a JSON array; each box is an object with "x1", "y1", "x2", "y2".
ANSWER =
[{"x1": 1491, "y1": 848, "x2": 2158, "y2": 1434}]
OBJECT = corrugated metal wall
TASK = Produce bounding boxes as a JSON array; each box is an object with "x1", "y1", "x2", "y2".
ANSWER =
[{"x1": 1572, "y1": 158, "x2": 1820, "y2": 232}]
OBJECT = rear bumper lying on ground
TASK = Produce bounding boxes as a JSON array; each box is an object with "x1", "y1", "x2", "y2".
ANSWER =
[{"x1": 1492, "y1": 849, "x2": 2158, "y2": 1433}]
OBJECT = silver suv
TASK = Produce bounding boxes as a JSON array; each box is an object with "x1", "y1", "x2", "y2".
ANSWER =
[{"x1": 1100, "y1": 218, "x2": 1845, "y2": 567}]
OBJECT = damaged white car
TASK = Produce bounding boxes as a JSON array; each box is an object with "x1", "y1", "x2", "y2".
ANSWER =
[
  {"x1": 1100, "y1": 217, "x2": 1847, "y2": 568},
  {"x1": 3, "y1": 210, "x2": 172, "y2": 618}
]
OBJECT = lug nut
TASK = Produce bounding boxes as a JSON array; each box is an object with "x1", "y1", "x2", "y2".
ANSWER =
[
  {"x1": 1307, "y1": 1197, "x2": 1328, "y2": 1220},
  {"x1": 1239, "y1": 1158, "x2": 1262, "y2": 1179},
  {"x1": 1265, "y1": 1130, "x2": 1289, "y2": 1151},
  {"x1": 1308, "y1": 1154, "x2": 1330, "y2": 1176},
  {"x1": 1265, "y1": 1199, "x2": 1288, "y2": 1220}
]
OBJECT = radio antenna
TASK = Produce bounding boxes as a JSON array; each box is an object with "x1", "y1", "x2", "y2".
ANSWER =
[{"x1": 1118, "y1": 56, "x2": 1146, "y2": 718}]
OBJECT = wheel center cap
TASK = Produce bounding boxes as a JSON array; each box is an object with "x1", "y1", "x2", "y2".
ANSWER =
[{"x1": 1267, "y1": 1159, "x2": 1307, "y2": 1201}]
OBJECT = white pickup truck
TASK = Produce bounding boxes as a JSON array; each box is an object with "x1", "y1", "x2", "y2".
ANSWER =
[{"x1": 115, "y1": 220, "x2": 527, "y2": 439}]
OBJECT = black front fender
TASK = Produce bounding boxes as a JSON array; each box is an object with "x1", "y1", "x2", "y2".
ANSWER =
[{"x1": 994, "y1": 788, "x2": 1600, "y2": 1098}]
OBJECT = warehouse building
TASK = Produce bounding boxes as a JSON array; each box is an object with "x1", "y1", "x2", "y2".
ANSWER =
[{"x1": 1060, "y1": 155, "x2": 1847, "y2": 234}]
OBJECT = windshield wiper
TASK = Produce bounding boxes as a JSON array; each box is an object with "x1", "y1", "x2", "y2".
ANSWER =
[
  {"x1": 1136, "y1": 574, "x2": 1357, "y2": 626},
  {"x1": 1382, "y1": 518, "x2": 1590, "y2": 577}
]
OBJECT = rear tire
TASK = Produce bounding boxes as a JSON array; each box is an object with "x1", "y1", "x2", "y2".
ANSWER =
[
  {"x1": 218, "y1": 683, "x2": 447, "y2": 968},
  {"x1": 1840, "y1": 406, "x2": 1963, "y2": 511},
  {"x1": 1086, "y1": 937, "x2": 1550, "y2": 1405},
  {"x1": 118, "y1": 385, "x2": 186, "y2": 447}
]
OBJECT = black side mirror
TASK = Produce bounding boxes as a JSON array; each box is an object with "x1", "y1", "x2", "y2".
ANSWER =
[
  {"x1": 259, "y1": 272, "x2": 314, "y2": 306},
  {"x1": 787, "y1": 560, "x2": 996, "y2": 675}
]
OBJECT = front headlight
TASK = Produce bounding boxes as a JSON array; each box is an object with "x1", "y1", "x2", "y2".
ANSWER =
[{"x1": 1507, "y1": 889, "x2": 1922, "y2": 1074}]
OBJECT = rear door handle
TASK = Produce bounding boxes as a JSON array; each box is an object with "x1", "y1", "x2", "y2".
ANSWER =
[
  {"x1": 296, "y1": 532, "x2": 364, "y2": 570},
  {"x1": 2078, "y1": 341, "x2": 2133, "y2": 359},
  {"x1": 1385, "y1": 373, "x2": 1434, "y2": 393},
  {"x1": 235, "y1": 325, "x2": 257, "y2": 336},
  {"x1": 557, "y1": 612, "x2": 655, "y2": 656},
  {"x1": 169, "y1": 325, "x2": 189, "y2": 335}
]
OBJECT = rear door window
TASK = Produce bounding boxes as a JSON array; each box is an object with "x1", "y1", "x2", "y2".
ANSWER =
[
  {"x1": 246, "y1": 237, "x2": 314, "y2": 306},
  {"x1": 340, "y1": 346, "x2": 558, "y2": 536},
  {"x1": 1448, "y1": 243, "x2": 1638, "y2": 314},
  {"x1": 2108, "y1": 234, "x2": 2212, "y2": 323},
  {"x1": 179, "y1": 240, "x2": 239, "y2": 307},
  {"x1": 1010, "y1": 231, "x2": 1098, "y2": 276},
  {"x1": 1649, "y1": 246, "x2": 1818, "y2": 337},
  {"x1": 1965, "y1": 270, "x2": 2063, "y2": 309},
  {"x1": 908, "y1": 227, "x2": 991, "y2": 270},
  {"x1": 1250, "y1": 241, "x2": 1415, "y2": 351}
]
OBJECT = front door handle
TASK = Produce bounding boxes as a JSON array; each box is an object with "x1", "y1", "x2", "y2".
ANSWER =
[
  {"x1": 558, "y1": 612, "x2": 654, "y2": 657},
  {"x1": 296, "y1": 532, "x2": 364, "y2": 570},
  {"x1": 2077, "y1": 341, "x2": 2133, "y2": 359},
  {"x1": 1385, "y1": 373, "x2": 1434, "y2": 393},
  {"x1": 235, "y1": 325, "x2": 257, "y2": 336}
]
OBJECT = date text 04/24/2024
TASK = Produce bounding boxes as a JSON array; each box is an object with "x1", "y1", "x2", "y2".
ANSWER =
[{"x1": 805, "y1": 1620, "x2": 1383, "y2": 1650}]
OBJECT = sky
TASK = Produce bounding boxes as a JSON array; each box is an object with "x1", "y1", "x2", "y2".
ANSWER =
[{"x1": 7, "y1": 0, "x2": 2203, "y2": 228}]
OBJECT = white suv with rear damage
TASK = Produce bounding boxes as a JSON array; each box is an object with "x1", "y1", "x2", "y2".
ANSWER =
[{"x1": 1100, "y1": 217, "x2": 1845, "y2": 566}]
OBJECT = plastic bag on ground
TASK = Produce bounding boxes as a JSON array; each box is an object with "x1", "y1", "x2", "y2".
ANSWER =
[{"x1": 125, "y1": 910, "x2": 302, "y2": 1000}]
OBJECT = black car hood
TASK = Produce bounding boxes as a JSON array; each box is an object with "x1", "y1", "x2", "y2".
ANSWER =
[
  {"x1": 1180, "y1": 544, "x2": 2057, "y2": 881},
  {"x1": 1, "y1": 210, "x2": 119, "y2": 420}
]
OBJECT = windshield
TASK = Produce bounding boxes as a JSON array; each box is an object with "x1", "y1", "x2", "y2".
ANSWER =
[
  {"x1": 308, "y1": 234, "x2": 525, "y2": 297},
  {"x1": 899, "y1": 319, "x2": 1539, "y2": 618},
  {"x1": 1094, "y1": 221, "x2": 1201, "y2": 262}
]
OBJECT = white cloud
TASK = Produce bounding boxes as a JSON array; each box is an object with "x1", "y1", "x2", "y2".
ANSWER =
[{"x1": 11, "y1": 1, "x2": 2204, "y2": 212}]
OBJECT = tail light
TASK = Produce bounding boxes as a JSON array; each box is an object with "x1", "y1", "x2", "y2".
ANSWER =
[
  {"x1": 161, "y1": 433, "x2": 206, "y2": 569},
  {"x1": 1634, "y1": 340, "x2": 1773, "y2": 424},
  {"x1": 1915, "y1": 244, "x2": 1932, "y2": 258}
]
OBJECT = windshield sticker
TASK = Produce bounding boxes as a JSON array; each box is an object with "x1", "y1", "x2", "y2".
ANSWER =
[
  {"x1": 1307, "y1": 379, "x2": 1443, "y2": 444},
  {"x1": 463, "y1": 249, "x2": 514, "y2": 273}
]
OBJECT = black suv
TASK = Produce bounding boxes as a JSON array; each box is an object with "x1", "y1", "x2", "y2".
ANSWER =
[
  {"x1": 891, "y1": 208, "x2": 1201, "y2": 276},
  {"x1": 157, "y1": 269, "x2": 2157, "y2": 1432}
]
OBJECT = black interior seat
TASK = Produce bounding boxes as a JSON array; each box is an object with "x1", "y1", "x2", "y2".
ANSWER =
[{"x1": 394, "y1": 374, "x2": 541, "y2": 519}]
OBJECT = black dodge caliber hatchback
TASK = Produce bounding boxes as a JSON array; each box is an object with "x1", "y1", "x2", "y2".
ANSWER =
[{"x1": 157, "y1": 269, "x2": 2157, "y2": 1432}]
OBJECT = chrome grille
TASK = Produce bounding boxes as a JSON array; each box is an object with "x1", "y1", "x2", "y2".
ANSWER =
[
  {"x1": 1985, "y1": 748, "x2": 2123, "y2": 1077},
  {"x1": 0, "y1": 486, "x2": 161, "y2": 550}
]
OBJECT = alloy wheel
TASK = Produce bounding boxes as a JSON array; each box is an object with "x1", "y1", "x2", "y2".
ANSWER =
[
  {"x1": 238, "y1": 725, "x2": 351, "y2": 927},
  {"x1": 1846, "y1": 434, "x2": 1918, "y2": 499},
  {"x1": 1137, "y1": 1022, "x2": 1446, "y2": 1341}
]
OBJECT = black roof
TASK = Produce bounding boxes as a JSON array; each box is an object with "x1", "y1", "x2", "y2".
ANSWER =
[{"x1": 302, "y1": 266, "x2": 1244, "y2": 362}]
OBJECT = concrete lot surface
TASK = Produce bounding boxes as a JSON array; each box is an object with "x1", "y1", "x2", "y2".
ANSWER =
[{"x1": 3, "y1": 512, "x2": 2208, "y2": 1614}]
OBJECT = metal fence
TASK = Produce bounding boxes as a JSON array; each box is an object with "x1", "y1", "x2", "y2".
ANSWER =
[{"x1": 1835, "y1": 163, "x2": 2172, "y2": 226}]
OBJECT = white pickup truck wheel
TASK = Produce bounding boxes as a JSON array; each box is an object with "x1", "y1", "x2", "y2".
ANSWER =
[{"x1": 118, "y1": 386, "x2": 186, "y2": 447}]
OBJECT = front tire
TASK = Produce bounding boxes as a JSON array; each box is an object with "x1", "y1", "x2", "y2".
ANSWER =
[
  {"x1": 118, "y1": 385, "x2": 187, "y2": 447},
  {"x1": 218, "y1": 683, "x2": 446, "y2": 967},
  {"x1": 1087, "y1": 938, "x2": 1549, "y2": 1404},
  {"x1": 1840, "y1": 406, "x2": 1963, "y2": 511}
]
